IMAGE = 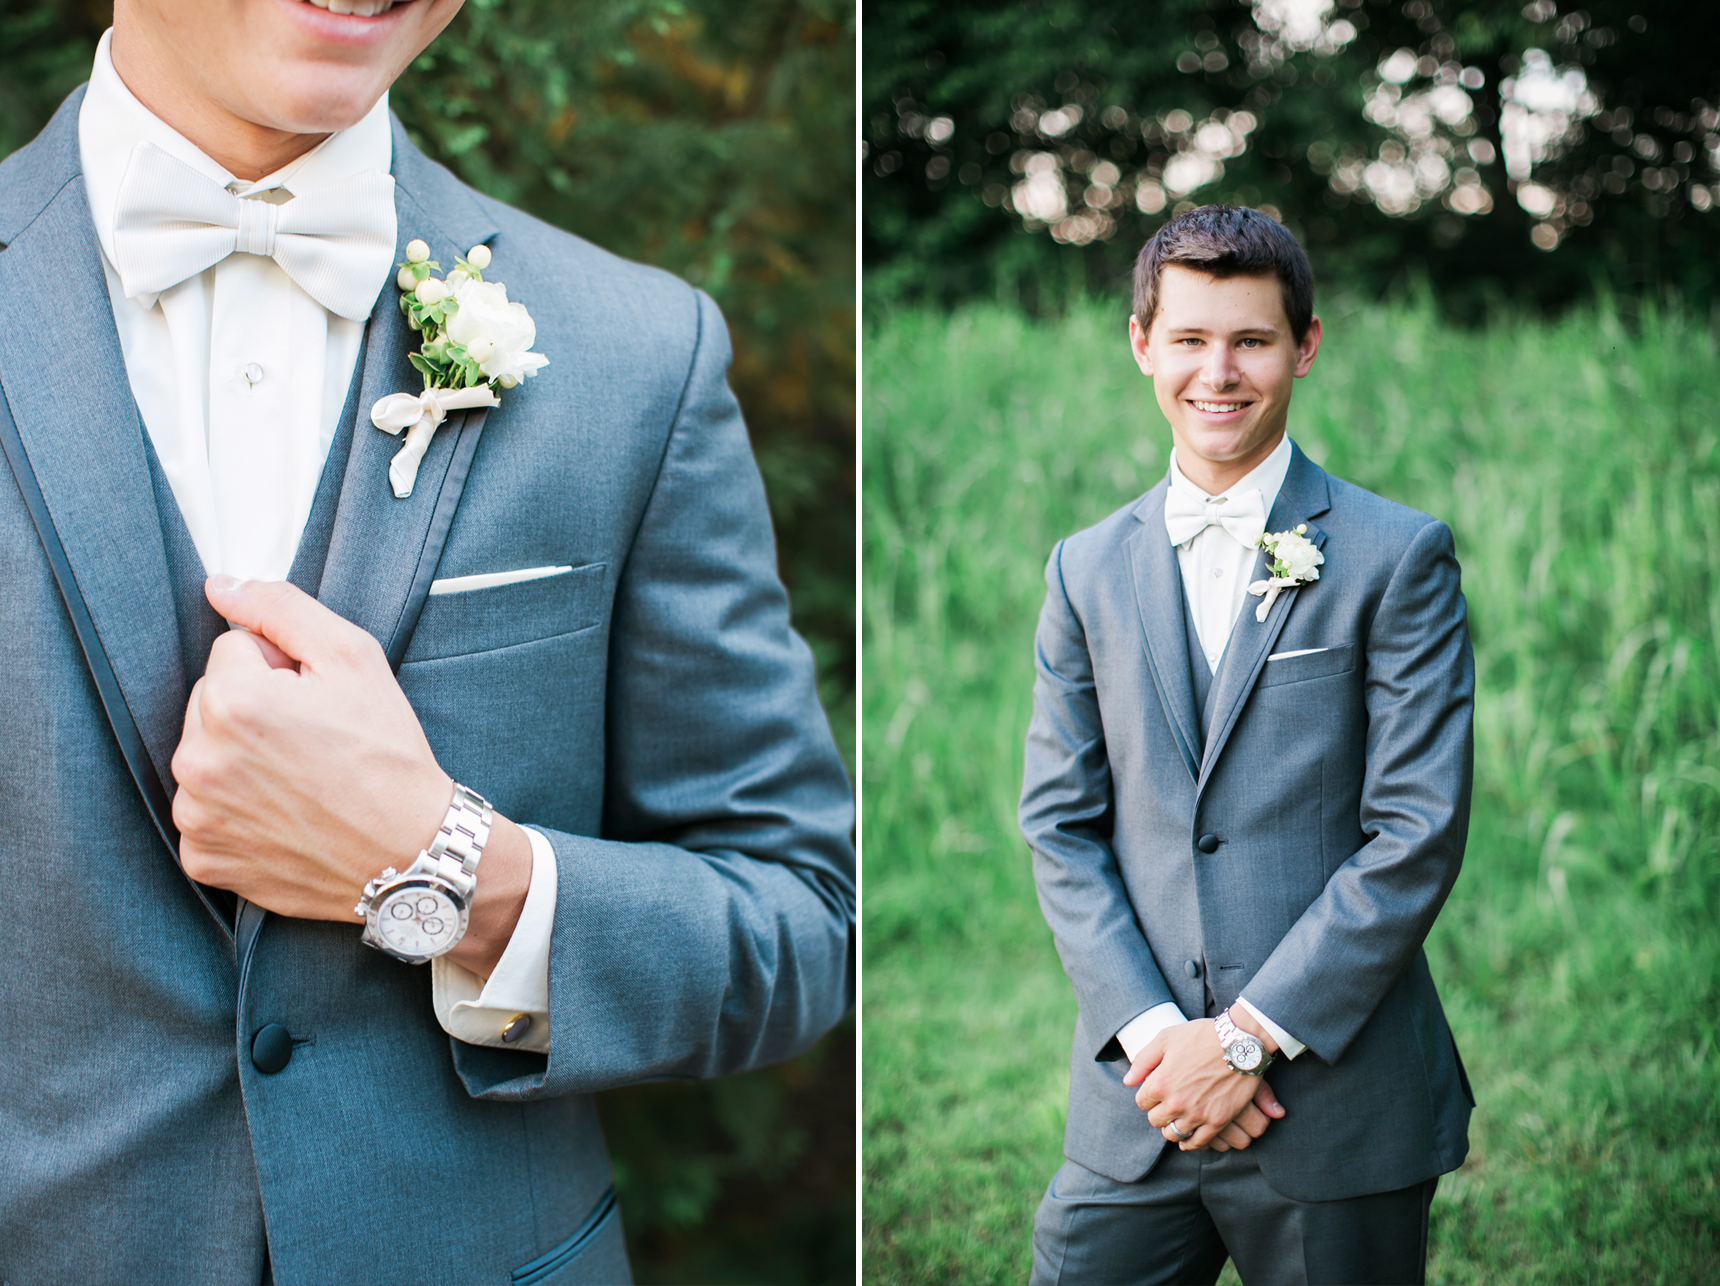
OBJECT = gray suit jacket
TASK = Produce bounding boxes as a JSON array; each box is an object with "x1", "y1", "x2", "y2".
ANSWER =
[
  {"x1": 0, "y1": 90, "x2": 853, "y2": 1284},
  {"x1": 1020, "y1": 443, "x2": 1474, "y2": 1203}
]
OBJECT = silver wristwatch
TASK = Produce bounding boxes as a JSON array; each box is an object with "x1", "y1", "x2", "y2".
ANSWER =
[
  {"x1": 355, "y1": 783, "x2": 493, "y2": 964},
  {"x1": 1214, "y1": 1007, "x2": 1274, "y2": 1077}
]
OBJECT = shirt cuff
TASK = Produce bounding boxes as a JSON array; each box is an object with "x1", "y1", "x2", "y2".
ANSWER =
[
  {"x1": 1235, "y1": 996, "x2": 1306, "y2": 1060},
  {"x1": 431, "y1": 825, "x2": 556, "y2": 1053},
  {"x1": 1116, "y1": 1001, "x2": 1188, "y2": 1063}
]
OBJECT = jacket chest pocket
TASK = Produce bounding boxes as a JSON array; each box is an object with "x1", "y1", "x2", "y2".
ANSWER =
[
  {"x1": 1255, "y1": 643, "x2": 1355, "y2": 688},
  {"x1": 401, "y1": 563, "x2": 608, "y2": 662}
]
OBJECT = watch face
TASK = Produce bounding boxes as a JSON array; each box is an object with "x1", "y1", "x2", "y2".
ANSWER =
[
  {"x1": 374, "y1": 880, "x2": 464, "y2": 959},
  {"x1": 1228, "y1": 1037, "x2": 1265, "y2": 1072}
]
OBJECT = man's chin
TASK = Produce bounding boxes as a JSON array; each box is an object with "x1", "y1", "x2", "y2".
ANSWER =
[
  {"x1": 224, "y1": 68, "x2": 392, "y2": 137},
  {"x1": 1171, "y1": 423, "x2": 1282, "y2": 468}
]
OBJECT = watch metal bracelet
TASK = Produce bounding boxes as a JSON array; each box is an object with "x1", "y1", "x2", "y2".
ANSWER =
[{"x1": 425, "y1": 781, "x2": 493, "y2": 896}]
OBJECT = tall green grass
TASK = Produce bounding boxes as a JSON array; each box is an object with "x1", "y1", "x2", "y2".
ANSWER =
[{"x1": 861, "y1": 299, "x2": 1720, "y2": 1284}]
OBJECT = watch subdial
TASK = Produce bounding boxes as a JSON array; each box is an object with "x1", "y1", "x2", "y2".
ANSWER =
[{"x1": 376, "y1": 885, "x2": 461, "y2": 957}]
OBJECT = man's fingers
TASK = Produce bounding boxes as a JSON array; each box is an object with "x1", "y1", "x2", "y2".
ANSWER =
[
  {"x1": 1122, "y1": 1040, "x2": 1167, "y2": 1088},
  {"x1": 1254, "y1": 1078, "x2": 1286, "y2": 1119},
  {"x1": 203, "y1": 624, "x2": 291, "y2": 680},
  {"x1": 1215, "y1": 1121, "x2": 1253, "y2": 1151},
  {"x1": 205, "y1": 576, "x2": 375, "y2": 672},
  {"x1": 244, "y1": 627, "x2": 298, "y2": 671},
  {"x1": 1230, "y1": 1102, "x2": 1271, "y2": 1139},
  {"x1": 1183, "y1": 1118, "x2": 1227, "y2": 1151}
]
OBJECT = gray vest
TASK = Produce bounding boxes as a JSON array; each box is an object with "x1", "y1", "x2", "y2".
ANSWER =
[
  {"x1": 1180, "y1": 578, "x2": 1232, "y2": 751},
  {"x1": 143, "y1": 359, "x2": 360, "y2": 956},
  {"x1": 1179, "y1": 578, "x2": 1240, "y2": 1017}
]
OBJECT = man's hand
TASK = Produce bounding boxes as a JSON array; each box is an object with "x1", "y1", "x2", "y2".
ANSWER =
[
  {"x1": 1124, "y1": 1019, "x2": 1286, "y2": 1151},
  {"x1": 171, "y1": 576, "x2": 531, "y2": 977}
]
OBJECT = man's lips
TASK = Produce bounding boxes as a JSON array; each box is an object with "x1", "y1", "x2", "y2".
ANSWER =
[
  {"x1": 297, "y1": 0, "x2": 409, "y2": 15},
  {"x1": 285, "y1": 0, "x2": 416, "y2": 25},
  {"x1": 1187, "y1": 398, "x2": 1254, "y2": 416}
]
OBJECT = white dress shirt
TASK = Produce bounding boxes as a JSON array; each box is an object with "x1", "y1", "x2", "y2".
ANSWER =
[
  {"x1": 79, "y1": 30, "x2": 553, "y2": 1052},
  {"x1": 1115, "y1": 434, "x2": 1307, "y2": 1063}
]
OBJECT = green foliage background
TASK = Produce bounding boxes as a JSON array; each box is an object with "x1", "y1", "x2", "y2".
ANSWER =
[
  {"x1": 1, "y1": 1, "x2": 855, "y2": 1281},
  {"x1": 862, "y1": 298, "x2": 1720, "y2": 1283}
]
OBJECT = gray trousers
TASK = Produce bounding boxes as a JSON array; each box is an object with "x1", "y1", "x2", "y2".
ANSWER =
[{"x1": 1031, "y1": 1150, "x2": 1435, "y2": 1286}]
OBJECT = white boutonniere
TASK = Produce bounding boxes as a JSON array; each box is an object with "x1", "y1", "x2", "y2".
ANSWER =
[
  {"x1": 371, "y1": 239, "x2": 549, "y2": 498},
  {"x1": 1248, "y1": 524, "x2": 1324, "y2": 621}
]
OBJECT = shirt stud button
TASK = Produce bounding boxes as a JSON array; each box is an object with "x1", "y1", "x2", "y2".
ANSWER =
[{"x1": 244, "y1": 363, "x2": 264, "y2": 385}]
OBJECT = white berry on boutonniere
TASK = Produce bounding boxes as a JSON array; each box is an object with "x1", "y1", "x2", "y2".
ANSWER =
[
  {"x1": 1248, "y1": 524, "x2": 1324, "y2": 622},
  {"x1": 370, "y1": 239, "x2": 549, "y2": 498}
]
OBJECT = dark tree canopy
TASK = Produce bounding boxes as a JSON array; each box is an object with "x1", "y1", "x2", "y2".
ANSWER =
[{"x1": 864, "y1": 0, "x2": 1720, "y2": 318}]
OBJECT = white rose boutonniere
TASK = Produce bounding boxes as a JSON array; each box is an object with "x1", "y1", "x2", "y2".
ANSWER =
[
  {"x1": 1248, "y1": 524, "x2": 1325, "y2": 622},
  {"x1": 370, "y1": 239, "x2": 549, "y2": 498},
  {"x1": 444, "y1": 279, "x2": 549, "y2": 388}
]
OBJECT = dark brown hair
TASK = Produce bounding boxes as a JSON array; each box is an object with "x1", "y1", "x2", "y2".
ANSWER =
[{"x1": 1132, "y1": 205, "x2": 1315, "y2": 342}]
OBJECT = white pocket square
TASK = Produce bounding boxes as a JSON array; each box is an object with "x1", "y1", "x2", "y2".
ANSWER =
[
  {"x1": 1267, "y1": 647, "x2": 1329, "y2": 662},
  {"x1": 428, "y1": 565, "x2": 573, "y2": 596}
]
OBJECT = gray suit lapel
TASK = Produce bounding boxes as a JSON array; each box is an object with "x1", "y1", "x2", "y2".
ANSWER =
[
  {"x1": 1125, "y1": 485, "x2": 1202, "y2": 781},
  {"x1": 1197, "y1": 443, "x2": 1332, "y2": 792},
  {"x1": 0, "y1": 92, "x2": 188, "y2": 812},
  {"x1": 314, "y1": 119, "x2": 500, "y2": 667}
]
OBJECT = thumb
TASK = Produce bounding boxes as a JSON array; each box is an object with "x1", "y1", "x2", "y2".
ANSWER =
[
  {"x1": 206, "y1": 575, "x2": 371, "y2": 671},
  {"x1": 1255, "y1": 1078, "x2": 1285, "y2": 1118}
]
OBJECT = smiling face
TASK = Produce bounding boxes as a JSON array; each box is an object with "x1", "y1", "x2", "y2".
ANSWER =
[
  {"x1": 1130, "y1": 263, "x2": 1322, "y2": 496},
  {"x1": 112, "y1": 0, "x2": 466, "y2": 177}
]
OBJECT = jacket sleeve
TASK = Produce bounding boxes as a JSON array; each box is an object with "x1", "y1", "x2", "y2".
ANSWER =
[
  {"x1": 1240, "y1": 518, "x2": 1474, "y2": 1064},
  {"x1": 1020, "y1": 539, "x2": 1179, "y2": 1062},
  {"x1": 450, "y1": 290, "x2": 854, "y2": 1099}
]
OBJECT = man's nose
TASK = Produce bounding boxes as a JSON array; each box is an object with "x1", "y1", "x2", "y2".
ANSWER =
[{"x1": 1202, "y1": 344, "x2": 1240, "y2": 389}]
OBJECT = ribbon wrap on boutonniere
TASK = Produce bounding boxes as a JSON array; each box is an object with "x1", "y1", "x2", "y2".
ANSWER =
[
  {"x1": 371, "y1": 239, "x2": 548, "y2": 498},
  {"x1": 1248, "y1": 524, "x2": 1324, "y2": 622}
]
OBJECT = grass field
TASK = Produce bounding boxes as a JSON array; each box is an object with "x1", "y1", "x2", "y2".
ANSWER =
[{"x1": 860, "y1": 298, "x2": 1720, "y2": 1284}]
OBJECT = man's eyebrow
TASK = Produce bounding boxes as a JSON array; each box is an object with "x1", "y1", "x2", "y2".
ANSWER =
[{"x1": 1160, "y1": 321, "x2": 1283, "y2": 335}]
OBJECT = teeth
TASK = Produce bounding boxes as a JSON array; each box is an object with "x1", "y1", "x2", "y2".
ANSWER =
[
  {"x1": 1192, "y1": 401, "x2": 1246, "y2": 412},
  {"x1": 300, "y1": 0, "x2": 399, "y2": 15}
]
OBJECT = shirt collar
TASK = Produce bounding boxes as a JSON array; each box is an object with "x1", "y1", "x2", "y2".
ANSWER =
[
  {"x1": 1167, "y1": 432, "x2": 1294, "y2": 516},
  {"x1": 78, "y1": 27, "x2": 394, "y2": 303}
]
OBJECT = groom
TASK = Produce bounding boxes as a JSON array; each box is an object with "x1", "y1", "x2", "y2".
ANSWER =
[
  {"x1": 0, "y1": 0, "x2": 852, "y2": 1282},
  {"x1": 1020, "y1": 206, "x2": 1473, "y2": 1285}
]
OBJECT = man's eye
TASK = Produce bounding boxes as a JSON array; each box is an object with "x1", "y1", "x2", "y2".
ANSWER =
[{"x1": 1238, "y1": 338, "x2": 1263, "y2": 348}]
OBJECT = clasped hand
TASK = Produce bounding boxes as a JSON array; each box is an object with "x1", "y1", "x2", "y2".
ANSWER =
[
  {"x1": 170, "y1": 576, "x2": 530, "y2": 976},
  {"x1": 1125, "y1": 1019, "x2": 1285, "y2": 1152}
]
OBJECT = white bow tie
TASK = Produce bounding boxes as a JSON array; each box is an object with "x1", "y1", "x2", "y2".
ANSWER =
[
  {"x1": 1164, "y1": 486, "x2": 1267, "y2": 549},
  {"x1": 110, "y1": 142, "x2": 397, "y2": 321}
]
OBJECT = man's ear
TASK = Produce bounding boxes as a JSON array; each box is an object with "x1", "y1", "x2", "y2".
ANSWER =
[
  {"x1": 1129, "y1": 314, "x2": 1155, "y2": 377},
  {"x1": 1292, "y1": 315, "x2": 1323, "y2": 378}
]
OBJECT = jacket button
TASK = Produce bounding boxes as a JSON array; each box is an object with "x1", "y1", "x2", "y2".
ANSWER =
[
  {"x1": 251, "y1": 1023, "x2": 293, "y2": 1074},
  {"x1": 1197, "y1": 834, "x2": 1220, "y2": 853},
  {"x1": 1185, "y1": 959, "x2": 1202, "y2": 978}
]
